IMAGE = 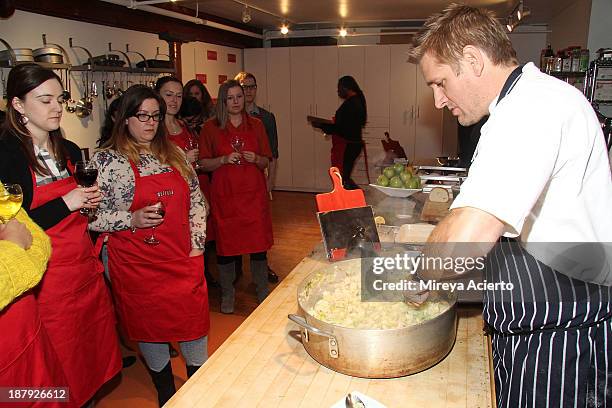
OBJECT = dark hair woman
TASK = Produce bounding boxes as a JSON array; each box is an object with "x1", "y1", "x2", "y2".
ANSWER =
[
  {"x1": 184, "y1": 79, "x2": 215, "y2": 120},
  {"x1": 198, "y1": 79, "x2": 273, "y2": 314},
  {"x1": 90, "y1": 84, "x2": 209, "y2": 406},
  {"x1": 313, "y1": 75, "x2": 367, "y2": 190},
  {"x1": 0, "y1": 63, "x2": 121, "y2": 406}
]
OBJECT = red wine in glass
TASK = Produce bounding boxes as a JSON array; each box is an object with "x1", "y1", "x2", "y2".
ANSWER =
[{"x1": 74, "y1": 161, "x2": 98, "y2": 215}]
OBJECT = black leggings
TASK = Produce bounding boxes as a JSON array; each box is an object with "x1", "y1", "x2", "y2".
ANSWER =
[
  {"x1": 342, "y1": 142, "x2": 363, "y2": 190},
  {"x1": 217, "y1": 252, "x2": 267, "y2": 265}
]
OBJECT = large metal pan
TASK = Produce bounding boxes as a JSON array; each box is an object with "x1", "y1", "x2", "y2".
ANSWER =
[{"x1": 288, "y1": 258, "x2": 457, "y2": 378}]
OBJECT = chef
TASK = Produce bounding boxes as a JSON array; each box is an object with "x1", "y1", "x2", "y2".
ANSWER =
[{"x1": 411, "y1": 4, "x2": 612, "y2": 407}]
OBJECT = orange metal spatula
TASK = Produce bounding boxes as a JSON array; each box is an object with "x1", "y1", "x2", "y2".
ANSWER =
[{"x1": 316, "y1": 167, "x2": 366, "y2": 212}]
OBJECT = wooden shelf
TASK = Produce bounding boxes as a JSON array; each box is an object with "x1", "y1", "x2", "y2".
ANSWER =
[{"x1": 70, "y1": 64, "x2": 174, "y2": 74}]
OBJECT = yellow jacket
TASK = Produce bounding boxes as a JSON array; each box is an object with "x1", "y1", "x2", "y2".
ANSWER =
[{"x1": 0, "y1": 209, "x2": 52, "y2": 310}]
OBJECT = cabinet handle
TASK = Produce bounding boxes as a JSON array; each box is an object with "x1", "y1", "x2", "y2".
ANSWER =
[
  {"x1": 417, "y1": 106, "x2": 420, "y2": 119},
  {"x1": 403, "y1": 110, "x2": 407, "y2": 125},
  {"x1": 411, "y1": 106, "x2": 414, "y2": 120}
]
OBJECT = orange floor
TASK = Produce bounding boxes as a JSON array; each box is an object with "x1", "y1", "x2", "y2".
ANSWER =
[{"x1": 95, "y1": 191, "x2": 321, "y2": 407}]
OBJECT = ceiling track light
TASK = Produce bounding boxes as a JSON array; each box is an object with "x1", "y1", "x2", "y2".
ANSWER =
[
  {"x1": 280, "y1": 22, "x2": 289, "y2": 35},
  {"x1": 506, "y1": 0, "x2": 529, "y2": 32},
  {"x1": 339, "y1": 27, "x2": 348, "y2": 37},
  {"x1": 241, "y1": 4, "x2": 252, "y2": 23}
]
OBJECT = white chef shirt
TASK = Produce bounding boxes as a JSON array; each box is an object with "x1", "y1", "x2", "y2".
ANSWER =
[{"x1": 451, "y1": 62, "x2": 612, "y2": 245}]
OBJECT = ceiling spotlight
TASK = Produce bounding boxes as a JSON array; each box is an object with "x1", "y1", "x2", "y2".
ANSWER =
[
  {"x1": 280, "y1": 24, "x2": 289, "y2": 35},
  {"x1": 241, "y1": 5, "x2": 252, "y2": 24},
  {"x1": 506, "y1": 17, "x2": 514, "y2": 32},
  {"x1": 339, "y1": 27, "x2": 348, "y2": 37}
]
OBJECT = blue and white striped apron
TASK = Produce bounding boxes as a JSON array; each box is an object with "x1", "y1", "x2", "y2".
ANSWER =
[{"x1": 483, "y1": 66, "x2": 612, "y2": 407}]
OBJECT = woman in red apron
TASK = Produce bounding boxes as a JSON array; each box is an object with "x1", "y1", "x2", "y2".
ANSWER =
[
  {"x1": 90, "y1": 85, "x2": 209, "y2": 407},
  {"x1": 157, "y1": 77, "x2": 218, "y2": 288},
  {"x1": 0, "y1": 64, "x2": 121, "y2": 407},
  {"x1": 199, "y1": 79, "x2": 273, "y2": 314},
  {"x1": 0, "y1": 207, "x2": 68, "y2": 408}
]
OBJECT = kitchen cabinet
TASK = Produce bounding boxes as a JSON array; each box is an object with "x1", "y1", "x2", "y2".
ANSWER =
[
  {"x1": 290, "y1": 48, "x2": 316, "y2": 189},
  {"x1": 243, "y1": 48, "x2": 268, "y2": 108},
  {"x1": 244, "y1": 44, "x2": 451, "y2": 192},
  {"x1": 389, "y1": 44, "x2": 444, "y2": 165},
  {"x1": 265, "y1": 48, "x2": 293, "y2": 189}
]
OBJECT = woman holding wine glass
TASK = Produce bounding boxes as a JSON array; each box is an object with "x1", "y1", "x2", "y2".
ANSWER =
[
  {"x1": 0, "y1": 189, "x2": 70, "y2": 405},
  {"x1": 198, "y1": 79, "x2": 273, "y2": 314},
  {"x1": 90, "y1": 84, "x2": 209, "y2": 407},
  {"x1": 0, "y1": 63, "x2": 122, "y2": 406}
]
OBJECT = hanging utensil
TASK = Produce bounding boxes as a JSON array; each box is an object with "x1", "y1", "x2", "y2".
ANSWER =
[
  {"x1": 1, "y1": 70, "x2": 6, "y2": 99},
  {"x1": 76, "y1": 70, "x2": 92, "y2": 119},
  {"x1": 90, "y1": 79, "x2": 98, "y2": 98},
  {"x1": 65, "y1": 71, "x2": 76, "y2": 113}
]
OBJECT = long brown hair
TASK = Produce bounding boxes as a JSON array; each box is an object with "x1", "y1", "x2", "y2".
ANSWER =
[
  {"x1": 104, "y1": 84, "x2": 194, "y2": 179},
  {"x1": 0, "y1": 64, "x2": 68, "y2": 175},
  {"x1": 214, "y1": 79, "x2": 248, "y2": 130}
]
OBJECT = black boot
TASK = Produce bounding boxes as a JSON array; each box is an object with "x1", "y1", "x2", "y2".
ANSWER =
[
  {"x1": 147, "y1": 361, "x2": 176, "y2": 407},
  {"x1": 186, "y1": 365, "x2": 201, "y2": 378}
]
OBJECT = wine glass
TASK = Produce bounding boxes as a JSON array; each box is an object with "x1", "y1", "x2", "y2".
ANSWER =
[
  {"x1": 74, "y1": 160, "x2": 99, "y2": 216},
  {"x1": 186, "y1": 137, "x2": 201, "y2": 170},
  {"x1": 144, "y1": 200, "x2": 166, "y2": 246},
  {"x1": 0, "y1": 184, "x2": 23, "y2": 223},
  {"x1": 230, "y1": 135, "x2": 245, "y2": 165}
]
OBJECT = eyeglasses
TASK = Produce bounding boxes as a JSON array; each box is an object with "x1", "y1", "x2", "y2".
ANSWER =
[
  {"x1": 133, "y1": 113, "x2": 163, "y2": 122},
  {"x1": 242, "y1": 85, "x2": 257, "y2": 90}
]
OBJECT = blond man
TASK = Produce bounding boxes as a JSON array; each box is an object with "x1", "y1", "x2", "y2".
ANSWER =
[{"x1": 412, "y1": 4, "x2": 612, "y2": 407}]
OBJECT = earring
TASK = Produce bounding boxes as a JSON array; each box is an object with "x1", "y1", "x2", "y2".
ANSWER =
[{"x1": 20, "y1": 115, "x2": 29, "y2": 125}]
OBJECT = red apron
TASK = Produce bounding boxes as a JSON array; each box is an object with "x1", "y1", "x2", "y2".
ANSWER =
[
  {"x1": 0, "y1": 294, "x2": 68, "y2": 408},
  {"x1": 30, "y1": 163, "x2": 121, "y2": 407},
  {"x1": 329, "y1": 116, "x2": 346, "y2": 172},
  {"x1": 106, "y1": 162, "x2": 209, "y2": 342},
  {"x1": 168, "y1": 126, "x2": 216, "y2": 242},
  {"x1": 210, "y1": 127, "x2": 273, "y2": 256}
]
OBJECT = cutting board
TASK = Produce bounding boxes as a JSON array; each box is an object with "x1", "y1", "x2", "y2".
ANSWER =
[
  {"x1": 316, "y1": 167, "x2": 366, "y2": 212},
  {"x1": 315, "y1": 167, "x2": 375, "y2": 261}
]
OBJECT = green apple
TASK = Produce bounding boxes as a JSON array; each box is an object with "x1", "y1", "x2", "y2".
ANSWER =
[
  {"x1": 383, "y1": 166, "x2": 395, "y2": 179},
  {"x1": 407, "y1": 176, "x2": 421, "y2": 189},
  {"x1": 399, "y1": 170, "x2": 412, "y2": 183},
  {"x1": 376, "y1": 174, "x2": 389, "y2": 187},
  {"x1": 389, "y1": 176, "x2": 403, "y2": 188},
  {"x1": 393, "y1": 163, "x2": 405, "y2": 175}
]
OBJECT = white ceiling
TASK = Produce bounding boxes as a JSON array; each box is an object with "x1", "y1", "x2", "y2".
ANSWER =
[{"x1": 172, "y1": 0, "x2": 574, "y2": 31}]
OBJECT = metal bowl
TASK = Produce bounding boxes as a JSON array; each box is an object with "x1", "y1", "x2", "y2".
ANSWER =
[{"x1": 288, "y1": 258, "x2": 457, "y2": 378}]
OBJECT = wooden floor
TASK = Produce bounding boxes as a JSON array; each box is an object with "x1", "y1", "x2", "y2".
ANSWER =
[{"x1": 96, "y1": 191, "x2": 322, "y2": 407}]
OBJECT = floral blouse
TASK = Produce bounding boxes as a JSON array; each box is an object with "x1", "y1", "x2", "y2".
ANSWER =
[{"x1": 89, "y1": 149, "x2": 208, "y2": 250}]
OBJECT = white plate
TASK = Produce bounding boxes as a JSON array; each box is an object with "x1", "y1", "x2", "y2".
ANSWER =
[{"x1": 369, "y1": 184, "x2": 421, "y2": 197}]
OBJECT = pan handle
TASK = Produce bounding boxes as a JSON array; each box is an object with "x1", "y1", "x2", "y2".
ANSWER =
[
  {"x1": 288, "y1": 314, "x2": 339, "y2": 358},
  {"x1": 288, "y1": 314, "x2": 334, "y2": 339}
]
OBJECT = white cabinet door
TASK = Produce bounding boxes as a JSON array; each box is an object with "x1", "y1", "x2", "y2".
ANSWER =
[
  {"x1": 290, "y1": 47, "x2": 316, "y2": 190},
  {"x1": 313, "y1": 46, "x2": 339, "y2": 191},
  {"x1": 389, "y1": 45, "x2": 417, "y2": 162},
  {"x1": 414, "y1": 68, "x2": 443, "y2": 164},
  {"x1": 364, "y1": 45, "x2": 390, "y2": 129},
  {"x1": 266, "y1": 48, "x2": 292, "y2": 189},
  {"x1": 338, "y1": 46, "x2": 365, "y2": 85},
  {"x1": 243, "y1": 48, "x2": 268, "y2": 109}
]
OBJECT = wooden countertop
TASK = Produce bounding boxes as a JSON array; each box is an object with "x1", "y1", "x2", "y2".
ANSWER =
[{"x1": 166, "y1": 248, "x2": 495, "y2": 408}]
